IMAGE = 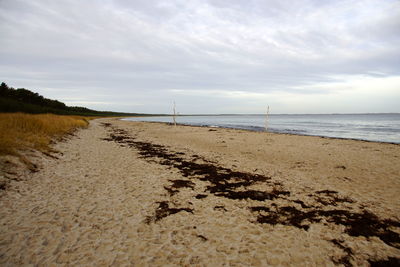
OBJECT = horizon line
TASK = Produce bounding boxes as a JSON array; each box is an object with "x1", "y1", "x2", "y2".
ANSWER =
[{"x1": 126, "y1": 112, "x2": 400, "y2": 116}]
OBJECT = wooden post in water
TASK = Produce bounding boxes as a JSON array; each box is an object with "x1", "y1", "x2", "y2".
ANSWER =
[{"x1": 265, "y1": 105, "x2": 270, "y2": 131}]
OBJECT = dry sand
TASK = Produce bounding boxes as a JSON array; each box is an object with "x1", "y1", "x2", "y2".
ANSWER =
[{"x1": 1, "y1": 118, "x2": 399, "y2": 266}]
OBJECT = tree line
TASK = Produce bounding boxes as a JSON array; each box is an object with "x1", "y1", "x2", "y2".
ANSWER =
[{"x1": 0, "y1": 82, "x2": 144, "y2": 116}]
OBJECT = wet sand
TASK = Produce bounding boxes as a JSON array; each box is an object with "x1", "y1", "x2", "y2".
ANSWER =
[{"x1": 1, "y1": 118, "x2": 399, "y2": 266}]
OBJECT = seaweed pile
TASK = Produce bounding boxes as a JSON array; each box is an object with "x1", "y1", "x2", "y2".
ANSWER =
[
  {"x1": 145, "y1": 201, "x2": 193, "y2": 223},
  {"x1": 101, "y1": 123, "x2": 288, "y2": 202}
]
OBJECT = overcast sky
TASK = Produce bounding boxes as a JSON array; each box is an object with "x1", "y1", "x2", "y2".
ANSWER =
[{"x1": 1, "y1": 0, "x2": 399, "y2": 114}]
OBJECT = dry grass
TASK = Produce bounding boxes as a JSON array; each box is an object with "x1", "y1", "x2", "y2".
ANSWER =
[{"x1": 0, "y1": 113, "x2": 89, "y2": 157}]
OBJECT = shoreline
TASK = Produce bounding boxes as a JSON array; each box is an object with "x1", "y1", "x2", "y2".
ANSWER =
[
  {"x1": 121, "y1": 118, "x2": 400, "y2": 145},
  {"x1": 1, "y1": 118, "x2": 399, "y2": 266}
]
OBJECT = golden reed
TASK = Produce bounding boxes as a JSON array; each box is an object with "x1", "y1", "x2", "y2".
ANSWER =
[{"x1": 0, "y1": 113, "x2": 89, "y2": 156}]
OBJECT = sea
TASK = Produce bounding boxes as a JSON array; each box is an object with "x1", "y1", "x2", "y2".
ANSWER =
[{"x1": 123, "y1": 114, "x2": 400, "y2": 144}]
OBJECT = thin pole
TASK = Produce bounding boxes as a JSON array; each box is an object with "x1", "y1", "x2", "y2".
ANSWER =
[
  {"x1": 173, "y1": 101, "x2": 177, "y2": 126},
  {"x1": 265, "y1": 105, "x2": 270, "y2": 131}
]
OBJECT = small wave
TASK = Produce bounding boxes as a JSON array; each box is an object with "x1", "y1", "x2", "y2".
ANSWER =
[
  {"x1": 122, "y1": 114, "x2": 400, "y2": 144},
  {"x1": 358, "y1": 127, "x2": 399, "y2": 133},
  {"x1": 269, "y1": 128, "x2": 307, "y2": 135}
]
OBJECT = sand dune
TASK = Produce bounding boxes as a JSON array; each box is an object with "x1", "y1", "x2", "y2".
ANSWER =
[{"x1": 1, "y1": 118, "x2": 399, "y2": 266}]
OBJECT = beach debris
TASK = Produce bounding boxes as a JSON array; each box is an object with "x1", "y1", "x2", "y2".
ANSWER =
[
  {"x1": 164, "y1": 179, "x2": 195, "y2": 196},
  {"x1": 145, "y1": 201, "x2": 193, "y2": 223},
  {"x1": 330, "y1": 239, "x2": 353, "y2": 267},
  {"x1": 214, "y1": 205, "x2": 227, "y2": 212},
  {"x1": 169, "y1": 179, "x2": 195, "y2": 190},
  {"x1": 251, "y1": 205, "x2": 400, "y2": 248},
  {"x1": 197, "y1": 235, "x2": 208, "y2": 241},
  {"x1": 292, "y1": 199, "x2": 310, "y2": 209},
  {"x1": 368, "y1": 257, "x2": 400, "y2": 267},
  {"x1": 312, "y1": 190, "x2": 354, "y2": 206},
  {"x1": 163, "y1": 186, "x2": 178, "y2": 196},
  {"x1": 335, "y1": 165, "x2": 347, "y2": 170},
  {"x1": 213, "y1": 189, "x2": 289, "y2": 201}
]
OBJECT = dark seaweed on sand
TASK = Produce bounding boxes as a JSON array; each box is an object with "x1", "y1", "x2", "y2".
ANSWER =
[
  {"x1": 102, "y1": 123, "x2": 400, "y2": 263},
  {"x1": 101, "y1": 123, "x2": 285, "y2": 202},
  {"x1": 251, "y1": 206, "x2": 400, "y2": 248},
  {"x1": 145, "y1": 201, "x2": 193, "y2": 223},
  {"x1": 369, "y1": 257, "x2": 400, "y2": 267},
  {"x1": 164, "y1": 179, "x2": 195, "y2": 196}
]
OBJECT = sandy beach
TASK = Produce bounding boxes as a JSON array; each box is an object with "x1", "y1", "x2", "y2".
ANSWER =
[{"x1": 1, "y1": 118, "x2": 399, "y2": 266}]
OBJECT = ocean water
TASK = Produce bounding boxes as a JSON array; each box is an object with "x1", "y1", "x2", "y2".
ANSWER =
[{"x1": 123, "y1": 114, "x2": 400, "y2": 144}]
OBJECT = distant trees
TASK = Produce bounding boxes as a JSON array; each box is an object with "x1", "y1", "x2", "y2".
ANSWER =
[
  {"x1": 0, "y1": 82, "x2": 68, "y2": 110},
  {"x1": 0, "y1": 82, "x2": 141, "y2": 116},
  {"x1": 0, "y1": 82, "x2": 8, "y2": 95}
]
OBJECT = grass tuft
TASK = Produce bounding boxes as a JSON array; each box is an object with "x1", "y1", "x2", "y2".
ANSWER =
[{"x1": 0, "y1": 113, "x2": 89, "y2": 157}]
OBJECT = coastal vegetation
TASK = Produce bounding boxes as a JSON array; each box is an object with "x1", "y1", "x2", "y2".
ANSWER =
[
  {"x1": 0, "y1": 82, "x2": 141, "y2": 116},
  {"x1": 0, "y1": 81, "x2": 140, "y2": 161},
  {"x1": 0, "y1": 113, "x2": 89, "y2": 158}
]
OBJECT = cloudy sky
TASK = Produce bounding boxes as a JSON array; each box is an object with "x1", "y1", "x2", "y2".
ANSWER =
[{"x1": 1, "y1": 0, "x2": 399, "y2": 114}]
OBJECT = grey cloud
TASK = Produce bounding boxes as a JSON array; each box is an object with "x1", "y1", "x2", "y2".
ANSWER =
[{"x1": 0, "y1": 0, "x2": 399, "y2": 113}]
